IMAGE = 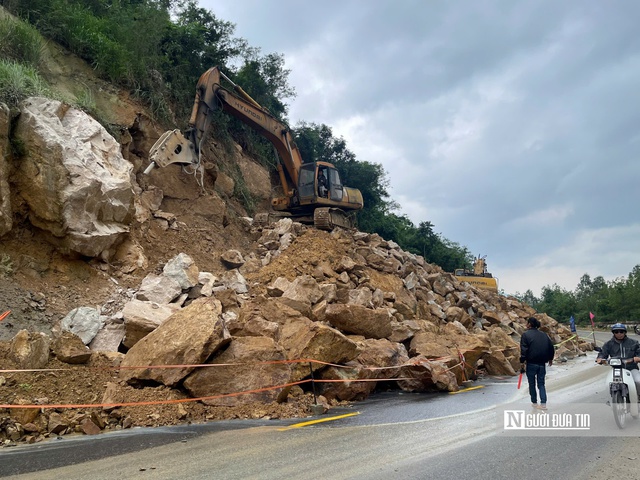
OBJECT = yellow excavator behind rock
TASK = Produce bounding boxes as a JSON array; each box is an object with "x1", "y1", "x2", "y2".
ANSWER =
[{"x1": 454, "y1": 255, "x2": 498, "y2": 292}]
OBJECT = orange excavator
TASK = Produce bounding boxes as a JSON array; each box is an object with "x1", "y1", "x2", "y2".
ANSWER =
[{"x1": 145, "y1": 66, "x2": 363, "y2": 229}]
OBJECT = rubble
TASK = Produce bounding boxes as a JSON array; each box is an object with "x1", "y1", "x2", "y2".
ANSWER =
[
  {"x1": 0, "y1": 221, "x2": 592, "y2": 446},
  {"x1": 0, "y1": 54, "x2": 592, "y2": 447}
]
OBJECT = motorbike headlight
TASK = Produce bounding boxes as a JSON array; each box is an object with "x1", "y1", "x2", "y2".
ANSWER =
[{"x1": 609, "y1": 358, "x2": 622, "y2": 366}]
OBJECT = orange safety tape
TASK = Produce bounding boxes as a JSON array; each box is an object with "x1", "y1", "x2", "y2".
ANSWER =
[
  {"x1": 0, "y1": 352, "x2": 489, "y2": 375},
  {"x1": 0, "y1": 358, "x2": 347, "y2": 374},
  {"x1": 0, "y1": 310, "x2": 10, "y2": 322},
  {"x1": 0, "y1": 379, "x2": 310, "y2": 409},
  {"x1": 0, "y1": 349, "x2": 492, "y2": 404},
  {"x1": 313, "y1": 377, "x2": 413, "y2": 383},
  {"x1": 0, "y1": 373, "x2": 427, "y2": 410}
]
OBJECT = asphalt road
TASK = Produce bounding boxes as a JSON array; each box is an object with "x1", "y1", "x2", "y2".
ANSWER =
[{"x1": 0, "y1": 329, "x2": 634, "y2": 479}]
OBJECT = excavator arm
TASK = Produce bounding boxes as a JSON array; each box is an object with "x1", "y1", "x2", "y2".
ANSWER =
[
  {"x1": 147, "y1": 67, "x2": 303, "y2": 197},
  {"x1": 147, "y1": 66, "x2": 363, "y2": 229}
]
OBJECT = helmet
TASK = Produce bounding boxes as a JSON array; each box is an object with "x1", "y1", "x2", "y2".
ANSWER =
[{"x1": 611, "y1": 323, "x2": 627, "y2": 332}]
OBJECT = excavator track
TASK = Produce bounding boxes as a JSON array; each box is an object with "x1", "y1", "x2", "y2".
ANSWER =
[
  {"x1": 313, "y1": 208, "x2": 355, "y2": 230},
  {"x1": 254, "y1": 208, "x2": 354, "y2": 231}
]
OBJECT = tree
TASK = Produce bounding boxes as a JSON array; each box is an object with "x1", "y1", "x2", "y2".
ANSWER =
[
  {"x1": 160, "y1": 1, "x2": 242, "y2": 120},
  {"x1": 536, "y1": 284, "x2": 577, "y2": 323},
  {"x1": 293, "y1": 122, "x2": 395, "y2": 232},
  {"x1": 234, "y1": 54, "x2": 294, "y2": 119}
]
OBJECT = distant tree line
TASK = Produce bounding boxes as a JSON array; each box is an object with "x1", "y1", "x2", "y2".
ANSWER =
[{"x1": 514, "y1": 266, "x2": 640, "y2": 326}]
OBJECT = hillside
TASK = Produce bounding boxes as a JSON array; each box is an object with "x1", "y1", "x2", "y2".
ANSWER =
[{"x1": 0, "y1": 20, "x2": 591, "y2": 447}]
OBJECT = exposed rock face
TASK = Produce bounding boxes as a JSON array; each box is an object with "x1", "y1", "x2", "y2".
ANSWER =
[
  {"x1": 0, "y1": 103, "x2": 11, "y2": 236},
  {"x1": 12, "y1": 97, "x2": 134, "y2": 258}
]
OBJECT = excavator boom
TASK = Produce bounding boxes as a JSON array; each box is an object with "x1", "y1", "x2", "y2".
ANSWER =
[{"x1": 147, "y1": 66, "x2": 363, "y2": 229}]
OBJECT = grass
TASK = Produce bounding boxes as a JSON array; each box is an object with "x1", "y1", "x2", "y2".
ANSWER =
[
  {"x1": 0, "y1": 16, "x2": 45, "y2": 67},
  {"x1": 0, "y1": 59, "x2": 52, "y2": 107}
]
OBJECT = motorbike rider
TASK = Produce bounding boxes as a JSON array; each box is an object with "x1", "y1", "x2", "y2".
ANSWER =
[{"x1": 596, "y1": 323, "x2": 640, "y2": 394}]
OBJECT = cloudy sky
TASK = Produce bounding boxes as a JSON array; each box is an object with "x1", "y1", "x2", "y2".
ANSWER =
[{"x1": 202, "y1": 0, "x2": 640, "y2": 297}]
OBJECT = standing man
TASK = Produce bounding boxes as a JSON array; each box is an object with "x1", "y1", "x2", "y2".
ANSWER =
[{"x1": 520, "y1": 317, "x2": 555, "y2": 410}]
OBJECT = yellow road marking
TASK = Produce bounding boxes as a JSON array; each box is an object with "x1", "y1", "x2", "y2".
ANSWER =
[
  {"x1": 448, "y1": 385, "x2": 485, "y2": 395},
  {"x1": 278, "y1": 412, "x2": 360, "y2": 430}
]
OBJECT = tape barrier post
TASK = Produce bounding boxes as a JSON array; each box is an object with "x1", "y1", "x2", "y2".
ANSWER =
[{"x1": 589, "y1": 311, "x2": 597, "y2": 347}]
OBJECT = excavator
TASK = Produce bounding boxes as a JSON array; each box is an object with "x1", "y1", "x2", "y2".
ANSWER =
[
  {"x1": 145, "y1": 66, "x2": 364, "y2": 230},
  {"x1": 454, "y1": 255, "x2": 498, "y2": 292}
]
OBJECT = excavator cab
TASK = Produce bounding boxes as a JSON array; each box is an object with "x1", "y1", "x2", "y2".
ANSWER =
[{"x1": 298, "y1": 163, "x2": 344, "y2": 203}]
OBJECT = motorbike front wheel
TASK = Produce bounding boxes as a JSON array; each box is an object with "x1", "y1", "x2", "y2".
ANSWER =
[{"x1": 613, "y1": 390, "x2": 628, "y2": 429}]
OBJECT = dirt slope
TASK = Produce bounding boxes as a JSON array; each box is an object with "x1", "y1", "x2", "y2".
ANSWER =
[{"x1": 0, "y1": 28, "x2": 330, "y2": 445}]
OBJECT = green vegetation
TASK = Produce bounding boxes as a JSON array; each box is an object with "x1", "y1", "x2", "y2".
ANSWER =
[
  {"x1": 0, "y1": 14, "x2": 51, "y2": 106},
  {"x1": 5, "y1": 0, "x2": 636, "y2": 312},
  {"x1": 514, "y1": 266, "x2": 640, "y2": 326},
  {"x1": 1, "y1": 0, "x2": 475, "y2": 271},
  {"x1": 0, "y1": 59, "x2": 51, "y2": 107},
  {"x1": 0, "y1": 15, "x2": 45, "y2": 67}
]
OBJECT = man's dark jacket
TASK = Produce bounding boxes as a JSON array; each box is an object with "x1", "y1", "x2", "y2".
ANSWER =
[
  {"x1": 597, "y1": 335, "x2": 640, "y2": 371},
  {"x1": 519, "y1": 328, "x2": 555, "y2": 365}
]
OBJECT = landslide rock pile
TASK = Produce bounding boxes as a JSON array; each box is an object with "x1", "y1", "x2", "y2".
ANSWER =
[
  {"x1": 0, "y1": 219, "x2": 592, "y2": 445},
  {"x1": 0, "y1": 96, "x2": 592, "y2": 446}
]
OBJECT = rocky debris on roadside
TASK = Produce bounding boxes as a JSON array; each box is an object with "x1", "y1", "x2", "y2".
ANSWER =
[
  {"x1": 0, "y1": 86, "x2": 592, "y2": 448},
  {"x1": 0, "y1": 220, "x2": 592, "y2": 446}
]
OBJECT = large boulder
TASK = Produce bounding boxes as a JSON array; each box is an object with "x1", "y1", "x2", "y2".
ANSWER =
[
  {"x1": 120, "y1": 298, "x2": 230, "y2": 386},
  {"x1": 324, "y1": 304, "x2": 394, "y2": 339},
  {"x1": 183, "y1": 336, "x2": 291, "y2": 406},
  {"x1": 278, "y1": 315, "x2": 361, "y2": 381},
  {"x1": 121, "y1": 299, "x2": 182, "y2": 348},
  {"x1": 13, "y1": 97, "x2": 134, "y2": 258},
  {"x1": 397, "y1": 355, "x2": 459, "y2": 392},
  {"x1": 9, "y1": 330, "x2": 50, "y2": 369},
  {"x1": 60, "y1": 306, "x2": 104, "y2": 345},
  {"x1": 319, "y1": 338, "x2": 410, "y2": 402}
]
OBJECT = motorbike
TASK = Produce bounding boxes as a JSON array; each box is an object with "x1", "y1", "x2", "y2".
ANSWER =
[
  {"x1": 599, "y1": 357, "x2": 639, "y2": 429},
  {"x1": 634, "y1": 325, "x2": 640, "y2": 335}
]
